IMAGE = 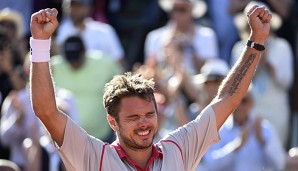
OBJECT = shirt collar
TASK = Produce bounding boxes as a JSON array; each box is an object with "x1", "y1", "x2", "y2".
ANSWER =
[{"x1": 111, "y1": 141, "x2": 163, "y2": 160}]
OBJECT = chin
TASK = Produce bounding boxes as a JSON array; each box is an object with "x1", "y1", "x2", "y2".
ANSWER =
[
  {"x1": 137, "y1": 139, "x2": 154, "y2": 148},
  {"x1": 138, "y1": 142, "x2": 153, "y2": 149}
]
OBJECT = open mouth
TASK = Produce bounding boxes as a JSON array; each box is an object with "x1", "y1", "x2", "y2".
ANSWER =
[{"x1": 136, "y1": 130, "x2": 150, "y2": 136}]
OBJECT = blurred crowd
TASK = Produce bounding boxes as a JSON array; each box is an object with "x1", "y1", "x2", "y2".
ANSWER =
[{"x1": 0, "y1": 0, "x2": 298, "y2": 170}]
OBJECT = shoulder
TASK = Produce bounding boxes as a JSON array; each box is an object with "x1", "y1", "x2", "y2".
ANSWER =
[
  {"x1": 59, "y1": 116, "x2": 105, "y2": 148},
  {"x1": 199, "y1": 104, "x2": 216, "y2": 118},
  {"x1": 195, "y1": 26, "x2": 216, "y2": 37},
  {"x1": 86, "y1": 50, "x2": 105, "y2": 60},
  {"x1": 86, "y1": 19, "x2": 116, "y2": 33},
  {"x1": 51, "y1": 55, "x2": 65, "y2": 66},
  {"x1": 57, "y1": 18, "x2": 73, "y2": 31},
  {"x1": 147, "y1": 26, "x2": 169, "y2": 39},
  {"x1": 269, "y1": 36, "x2": 292, "y2": 49},
  {"x1": 86, "y1": 50, "x2": 118, "y2": 65}
]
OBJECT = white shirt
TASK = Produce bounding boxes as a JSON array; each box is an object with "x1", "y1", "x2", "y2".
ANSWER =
[
  {"x1": 200, "y1": 116, "x2": 286, "y2": 171},
  {"x1": 145, "y1": 24, "x2": 219, "y2": 75},
  {"x1": 57, "y1": 105, "x2": 220, "y2": 171},
  {"x1": 56, "y1": 18, "x2": 124, "y2": 61}
]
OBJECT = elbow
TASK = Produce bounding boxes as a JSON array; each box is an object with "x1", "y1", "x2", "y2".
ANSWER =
[
  {"x1": 32, "y1": 103, "x2": 57, "y2": 119},
  {"x1": 32, "y1": 104, "x2": 43, "y2": 118},
  {"x1": 230, "y1": 97, "x2": 241, "y2": 110},
  {"x1": 216, "y1": 94, "x2": 240, "y2": 109}
]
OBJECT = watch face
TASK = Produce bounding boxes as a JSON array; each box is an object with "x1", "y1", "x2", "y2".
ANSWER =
[{"x1": 251, "y1": 42, "x2": 255, "y2": 47}]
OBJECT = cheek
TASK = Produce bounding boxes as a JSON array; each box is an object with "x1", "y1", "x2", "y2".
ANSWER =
[
  {"x1": 118, "y1": 121, "x2": 137, "y2": 132},
  {"x1": 150, "y1": 117, "x2": 159, "y2": 131},
  {"x1": 153, "y1": 116, "x2": 158, "y2": 125}
]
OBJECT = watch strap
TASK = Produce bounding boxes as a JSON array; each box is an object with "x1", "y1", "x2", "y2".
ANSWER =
[{"x1": 246, "y1": 40, "x2": 265, "y2": 51}]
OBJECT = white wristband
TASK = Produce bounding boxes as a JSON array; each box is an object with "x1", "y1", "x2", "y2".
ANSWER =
[{"x1": 30, "y1": 37, "x2": 51, "y2": 62}]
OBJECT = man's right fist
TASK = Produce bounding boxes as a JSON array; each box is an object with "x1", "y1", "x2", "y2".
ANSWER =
[{"x1": 30, "y1": 8, "x2": 58, "y2": 39}]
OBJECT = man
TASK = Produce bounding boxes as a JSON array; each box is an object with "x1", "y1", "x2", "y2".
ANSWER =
[
  {"x1": 192, "y1": 58, "x2": 230, "y2": 111},
  {"x1": 51, "y1": 35, "x2": 121, "y2": 141},
  {"x1": 199, "y1": 87, "x2": 286, "y2": 171},
  {"x1": 55, "y1": 0, "x2": 125, "y2": 69},
  {"x1": 145, "y1": 0, "x2": 219, "y2": 75},
  {"x1": 29, "y1": 5, "x2": 272, "y2": 171}
]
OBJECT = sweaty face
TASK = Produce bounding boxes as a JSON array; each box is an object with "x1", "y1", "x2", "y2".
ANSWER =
[{"x1": 116, "y1": 96, "x2": 158, "y2": 150}]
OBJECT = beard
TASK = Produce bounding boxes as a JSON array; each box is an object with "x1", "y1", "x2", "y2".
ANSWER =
[{"x1": 118, "y1": 127, "x2": 156, "y2": 151}]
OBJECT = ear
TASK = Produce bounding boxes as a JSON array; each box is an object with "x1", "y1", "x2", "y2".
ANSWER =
[{"x1": 107, "y1": 114, "x2": 119, "y2": 132}]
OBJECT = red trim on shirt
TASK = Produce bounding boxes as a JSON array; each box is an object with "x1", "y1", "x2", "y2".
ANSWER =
[
  {"x1": 99, "y1": 143, "x2": 108, "y2": 171},
  {"x1": 111, "y1": 142, "x2": 163, "y2": 171},
  {"x1": 160, "y1": 140, "x2": 184, "y2": 161}
]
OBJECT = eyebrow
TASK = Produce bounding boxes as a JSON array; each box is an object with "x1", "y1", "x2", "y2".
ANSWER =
[{"x1": 126, "y1": 111, "x2": 156, "y2": 118}]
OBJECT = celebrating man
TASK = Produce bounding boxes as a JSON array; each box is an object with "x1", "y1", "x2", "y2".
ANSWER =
[{"x1": 30, "y1": 4, "x2": 271, "y2": 171}]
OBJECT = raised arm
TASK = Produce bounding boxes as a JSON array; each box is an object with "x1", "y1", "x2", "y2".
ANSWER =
[
  {"x1": 30, "y1": 8, "x2": 66, "y2": 146},
  {"x1": 212, "y1": 5, "x2": 272, "y2": 130}
]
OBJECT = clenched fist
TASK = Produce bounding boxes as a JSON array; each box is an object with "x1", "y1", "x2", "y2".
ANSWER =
[
  {"x1": 30, "y1": 8, "x2": 59, "y2": 39},
  {"x1": 246, "y1": 5, "x2": 272, "y2": 44}
]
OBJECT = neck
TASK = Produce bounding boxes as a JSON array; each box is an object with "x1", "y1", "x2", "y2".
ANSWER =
[
  {"x1": 120, "y1": 143, "x2": 153, "y2": 169},
  {"x1": 175, "y1": 20, "x2": 194, "y2": 33},
  {"x1": 234, "y1": 117, "x2": 248, "y2": 126},
  {"x1": 73, "y1": 20, "x2": 85, "y2": 31},
  {"x1": 70, "y1": 57, "x2": 85, "y2": 70}
]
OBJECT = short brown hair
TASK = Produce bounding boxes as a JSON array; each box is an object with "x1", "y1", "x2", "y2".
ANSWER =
[{"x1": 103, "y1": 72, "x2": 156, "y2": 121}]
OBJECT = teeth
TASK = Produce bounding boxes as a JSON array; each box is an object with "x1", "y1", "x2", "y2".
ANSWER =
[{"x1": 137, "y1": 130, "x2": 149, "y2": 136}]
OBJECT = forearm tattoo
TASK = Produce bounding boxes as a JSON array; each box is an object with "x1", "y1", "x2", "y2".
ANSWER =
[{"x1": 228, "y1": 53, "x2": 257, "y2": 95}]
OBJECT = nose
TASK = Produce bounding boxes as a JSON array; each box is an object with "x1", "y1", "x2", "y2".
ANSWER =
[{"x1": 139, "y1": 116, "x2": 150, "y2": 127}]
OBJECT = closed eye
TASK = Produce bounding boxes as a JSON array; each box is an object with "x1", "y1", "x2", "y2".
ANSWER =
[
  {"x1": 146, "y1": 113, "x2": 155, "y2": 118},
  {"x1": 127, "y1": 115, "x2": 140, "y2": 121}
]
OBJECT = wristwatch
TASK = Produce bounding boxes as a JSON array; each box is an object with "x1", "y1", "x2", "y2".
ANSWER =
[{"x1": 246, "y1": 40, "x2": 265, "y2": 51}]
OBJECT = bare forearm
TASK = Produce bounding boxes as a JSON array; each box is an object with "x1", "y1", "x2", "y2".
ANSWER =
[
  {"x1": 218, "y1": 47, "x2": 260, "y2": 99},
  {"x1": 30, "y1": 8, "x2": 66, "y2": 146},
  {"x1": 213, "y1": 46, "x2": 262, "y2": 129},
  {"x1": 212, "y1": 2, "x2": 272, "y2": 129},
  {"x1": 30, "y1": 62, "x2": 66, "y2": 146},
  {"x1": 30, "y1": 63, "x2": 57, "y2": 116}
]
